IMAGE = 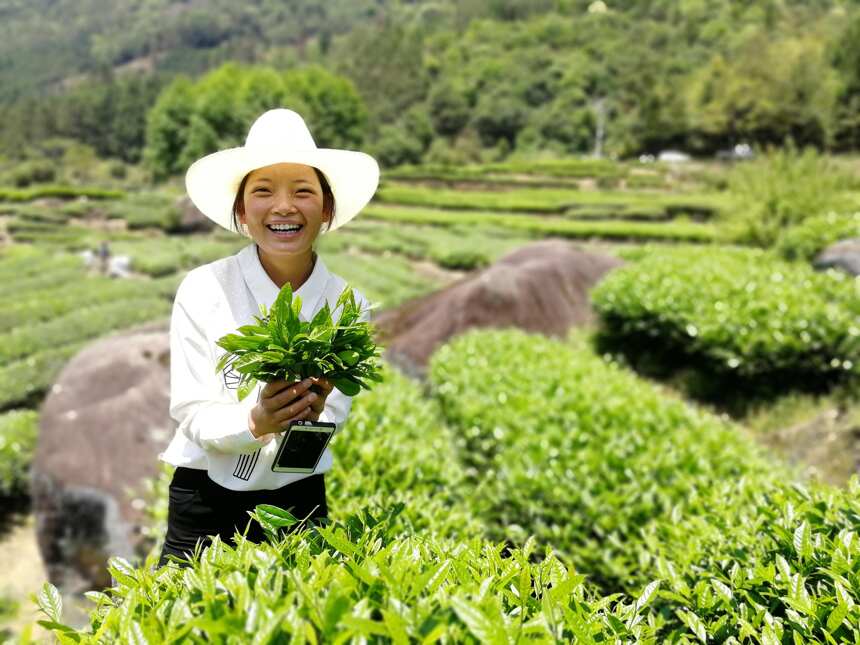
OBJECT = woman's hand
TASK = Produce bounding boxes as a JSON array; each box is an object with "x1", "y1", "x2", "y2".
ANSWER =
[
  {"x1": 306, "y1": 376, "x2": 335, "y2": 422},
  {"x1": 248, "y1": 377, "x2": 318, "y2": 437}
]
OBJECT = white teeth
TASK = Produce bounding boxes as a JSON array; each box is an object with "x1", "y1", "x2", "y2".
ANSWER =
[{"x1": 269, "y1": 224, "x2": 301, "y2": 232}]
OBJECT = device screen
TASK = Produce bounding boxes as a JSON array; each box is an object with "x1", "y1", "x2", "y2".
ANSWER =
[{"x1": 275, "y1": 427, "x2": 331, "y2": 470}]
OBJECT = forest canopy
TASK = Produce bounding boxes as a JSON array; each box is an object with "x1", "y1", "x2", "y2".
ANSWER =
[{"x1": 2, "y1": 0, "x2": 860, "y2": 168}]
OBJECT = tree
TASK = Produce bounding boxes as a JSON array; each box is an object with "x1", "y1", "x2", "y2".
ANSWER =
[
  {"x1": 685, "y1": 32, "x2": 839, "y2": 152},
  {"x1": 142, "y1": 63, "x2": 369, "y2": 179},
  {"x1": 143, "y1": 76, "x2": 195, "y2": 179}
]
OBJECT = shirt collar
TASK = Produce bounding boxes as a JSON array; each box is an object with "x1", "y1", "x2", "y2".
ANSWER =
[{"x1": 237, "y1": 243, "x2": 329, "y2": 321}]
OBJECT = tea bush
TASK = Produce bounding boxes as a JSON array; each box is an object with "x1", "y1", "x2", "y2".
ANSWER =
[
  {"x1": 140, "y1": 364, "x2": 484, "y2": 564},
  {"x1": 39, "y1": 508, "x2": 658, "y2": 644},
  {"x1": 0, "y1": 298, "x2": 171, "y2": 364},
  {"x1": 776, "y1": 211, "x2": 860, "y2": 262},
  {"x1": 591, "y1": 247, "x2": 859, "y2": 383},
  {"x1": 428, "y1": 329, "x2": 781, "y2": 588},
  {"x1": 323, "y1": 252, "x2": 441, "y2": 308},
  {"x1": 327, "y1": 365, "x2": 484, "y2": 538},
  {"x1": 0, "y1": 342, "x2": 85, "y2": 411},
  {"x1": 431, "y1": 248, "x2": 490, "y2": 270},
  {"x1": 110, "y1": 237, "x2": 246, "y2": 277},
  {"x1": 0, "y1": 185, "x2": 122, "y2": 202},
  {"x1": 102, "y1": 191, "x2": 179, "y2": 230},
  {"x1": 389, "y1": 158, "x2": 625, "y2": 180},
  {"x1": 724, "y1": 146, "x2": 857, "y2": 246},
  {"x1": 0, "y1": 409, "x2": 37, "y2": 497},
  {"x1": 37, "y1": 364, "x2": 660, "y2": 644},
  {"x1": 377, "y1": 183, "x2": 723, "y2": 221},
  {"x1": 0, "y1": 252, "x2": 86, "y2": 295},
  {"x1": 0, "y1": 275, "x2": 177, "y2": 333},
  {"x1": 364, "y1": 205, "x2": 717, "y2": 242},
  {"x1": 429, "y1": 329, "x2": 860, "y2": 643}
]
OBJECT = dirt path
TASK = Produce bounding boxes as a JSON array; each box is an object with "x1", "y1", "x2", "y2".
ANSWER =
[{"x1": 0, "y1": 513, "x2": 53, "y2": 643}]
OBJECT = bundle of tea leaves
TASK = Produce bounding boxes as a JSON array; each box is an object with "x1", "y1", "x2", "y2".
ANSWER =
[{"x1": 215, "y1": 283, "x2": 382, "y2": 401}]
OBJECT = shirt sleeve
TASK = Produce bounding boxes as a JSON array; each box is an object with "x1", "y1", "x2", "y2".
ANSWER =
[
  {"x1": 318, "y1": 288, "x2": 373, "y2": 432},
  {"x1": 169, "y1": 275, "x2": 272, "y2": 455}
]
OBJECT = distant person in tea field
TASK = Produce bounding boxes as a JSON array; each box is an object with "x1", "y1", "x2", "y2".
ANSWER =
[
  {"x1": 97, "y1": 240, "x2": 111, "y2": 275},
  {"x1": 157, "y1": 109, "x2": 379, "y2": 569}
]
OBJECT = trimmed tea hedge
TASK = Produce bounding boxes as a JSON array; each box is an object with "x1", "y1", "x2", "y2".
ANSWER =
[
  {"x1": 377, "y1": 184, "x2": 723, "y2": 220},
  {"x1": 0, "y1": 275, "x2": 177, "y2": 333},
  {"x1": 429, "y1": 329, "x2": 782, "y2": 588},
  {"x1": 39, "y1": 510, "x2": 657, "y2": 644},
  {"x1": 0, "y1": 298, "x2": 171, "y2": 364},
  {"x1": 328, "y1": 365, "x2": 484, "y2": 538},
  {"x1": 323, "y1": 252, "x2": 441, "y2": 308},
  {"x1": 110, "y1": 237, "x2": 246, "y2": 277},
  {"x1": 0, "y1": 252, "x2": 85, "y2": 290},
  {"x1": 363, "y1": 204, "x2": 717, "y2": 242},
  {"x1": 3, "y1": 261, "x2": 89, "y2": 299},
  {"x1": 102, "y1": 191, "x2": 180, "y2": 230},
  {"x1": 591, "y1": 247, "x2": 859, "y2": 382},
  {"x1": 0, "y1": 342, "x2": 85, "y2": 411},
  {"x1": 388, "y1": 158, "x2": 625, "y2": 181},
  {"x1": 35, "y1": 364, "x2": 660, "y2": 644},
  {"x1": 0, "y1": 185, "x2": 123, "y2": 202},
  {"x1": 429, "y1": 329, "x2": 860, "y2": 643},
  {"x1": 0, "y1": 410, "x2": 37, "y2": 497},
  {"x1": 777, "y1": 211, "x2": 860, "y2": 262}
]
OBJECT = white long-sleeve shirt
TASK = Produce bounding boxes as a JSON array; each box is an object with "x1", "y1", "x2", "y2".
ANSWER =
[{"x1": 158, "y1": 242, "x2": 370, "y2": 491}]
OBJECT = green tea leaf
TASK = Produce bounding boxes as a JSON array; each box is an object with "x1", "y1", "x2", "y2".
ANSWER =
[
  {"x1": 253, "y1": 504, "x2": 299, "y2": 530},
  {"x1": 237, "y1": 377, "x2": 258, "y2": 401},
  {"x1": 337, "y1": 350, "x2": 360, "y2": 366},
  {"x1": 36, "y1": 582, "x2": 62, "y2": 623},
  {"x1": 334, "y1": 377, "x2": 361, "y2": 396},
  {"x1": 826, "y1": 602, "x2": 849, "y2": 632}
]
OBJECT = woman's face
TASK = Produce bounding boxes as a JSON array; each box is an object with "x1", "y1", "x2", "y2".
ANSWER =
[{"x1": 238, "y1": 162, "x2": 330, "y2": 258}]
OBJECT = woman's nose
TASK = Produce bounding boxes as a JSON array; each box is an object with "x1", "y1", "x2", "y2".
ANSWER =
[{"x1": 272, "y1": 189, "x2": 298, "y2": 213}]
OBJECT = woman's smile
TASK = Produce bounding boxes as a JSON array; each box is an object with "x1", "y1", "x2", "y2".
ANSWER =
[{"x1": 266, "y1": 221, "x2": 305, "y2": 238}]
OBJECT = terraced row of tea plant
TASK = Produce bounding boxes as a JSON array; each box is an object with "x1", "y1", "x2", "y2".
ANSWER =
[
  {"x1": 427, "y1": 329, "x2": 860, "y2": 643},
  {"x1": 369, "y1": 158, "x2": 731, "y2": 250}
]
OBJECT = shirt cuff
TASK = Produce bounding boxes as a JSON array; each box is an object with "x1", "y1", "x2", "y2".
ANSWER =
[
  {"x1": 245, "y1": 405, "x2": 276, "y2": 445},
  {"x1": 247, "y1": 427, "x2": 276, "y2": 445}
]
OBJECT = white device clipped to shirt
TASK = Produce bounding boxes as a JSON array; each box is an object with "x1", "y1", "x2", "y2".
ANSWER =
[{"x1": 271, "y1": 419, "x2": 336, "y2": 473}]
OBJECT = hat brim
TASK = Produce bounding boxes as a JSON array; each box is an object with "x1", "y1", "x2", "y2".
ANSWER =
[{"x1": 185, "y1": 146, "x2": 380, "y2": 234}]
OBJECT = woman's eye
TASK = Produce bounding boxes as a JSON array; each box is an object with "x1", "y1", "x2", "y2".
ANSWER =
[{"x1": 252, "y1": 188, "x2": 270, "y2": 194}]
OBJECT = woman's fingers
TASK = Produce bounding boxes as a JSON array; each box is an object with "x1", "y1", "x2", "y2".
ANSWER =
[
  {"x1": 260, "y1": 378, "x2": 293, "y2": 398},
  {"x1": 272, "y1": 390, "x2": 318, "y2": 425},
  {"x1": 262, "y1": 378, "x2": 313, "y2": 411},
  {"x1": 284, "y1": 405, "x2": 313, "y2": 426},
  {"x1": 311, "y1": 376, "x2": 334, "y2": 394}
]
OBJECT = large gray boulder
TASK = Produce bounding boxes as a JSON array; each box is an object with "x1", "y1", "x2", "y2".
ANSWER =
[
  {"x1": 173, "y1": 195, "x2": 215, "y2": 233},
  {"x1": 31, "y1": 320, "x2": 172, "y2": 594},
  {"x1": 814, "y1": 238, "x2": 860, "y2": 276},
  {"x1": 373, "y1": 240, "x2": 624, "y2": 376}
]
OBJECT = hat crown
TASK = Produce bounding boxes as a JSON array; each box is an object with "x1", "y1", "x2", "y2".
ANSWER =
[{"x1": 245, "y1": 108, "x2": 317, "y2": 150}]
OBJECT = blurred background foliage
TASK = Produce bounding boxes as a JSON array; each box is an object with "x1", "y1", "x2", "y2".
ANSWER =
[{"x1": 3, "y1": 0, "x2": 860, "y2": 170}]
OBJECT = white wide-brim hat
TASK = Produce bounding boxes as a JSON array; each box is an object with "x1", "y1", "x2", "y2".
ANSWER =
[{"x1": 185, "y1": 108, "x2": 380, "y2": 234}]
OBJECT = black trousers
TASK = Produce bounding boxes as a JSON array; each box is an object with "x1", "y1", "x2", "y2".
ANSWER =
[{"x1": 157, "y1": 466, "x2": 327, "y2": 568}]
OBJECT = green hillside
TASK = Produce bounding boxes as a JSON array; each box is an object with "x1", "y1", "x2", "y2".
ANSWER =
[{"x1": 3, "y1": 0, "x2": 860, "y2": 163}]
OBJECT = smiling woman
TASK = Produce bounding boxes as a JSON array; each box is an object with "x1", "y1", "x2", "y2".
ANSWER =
[{"x1": 156, "y1": 108, "x2": 380, "y2": 569}]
